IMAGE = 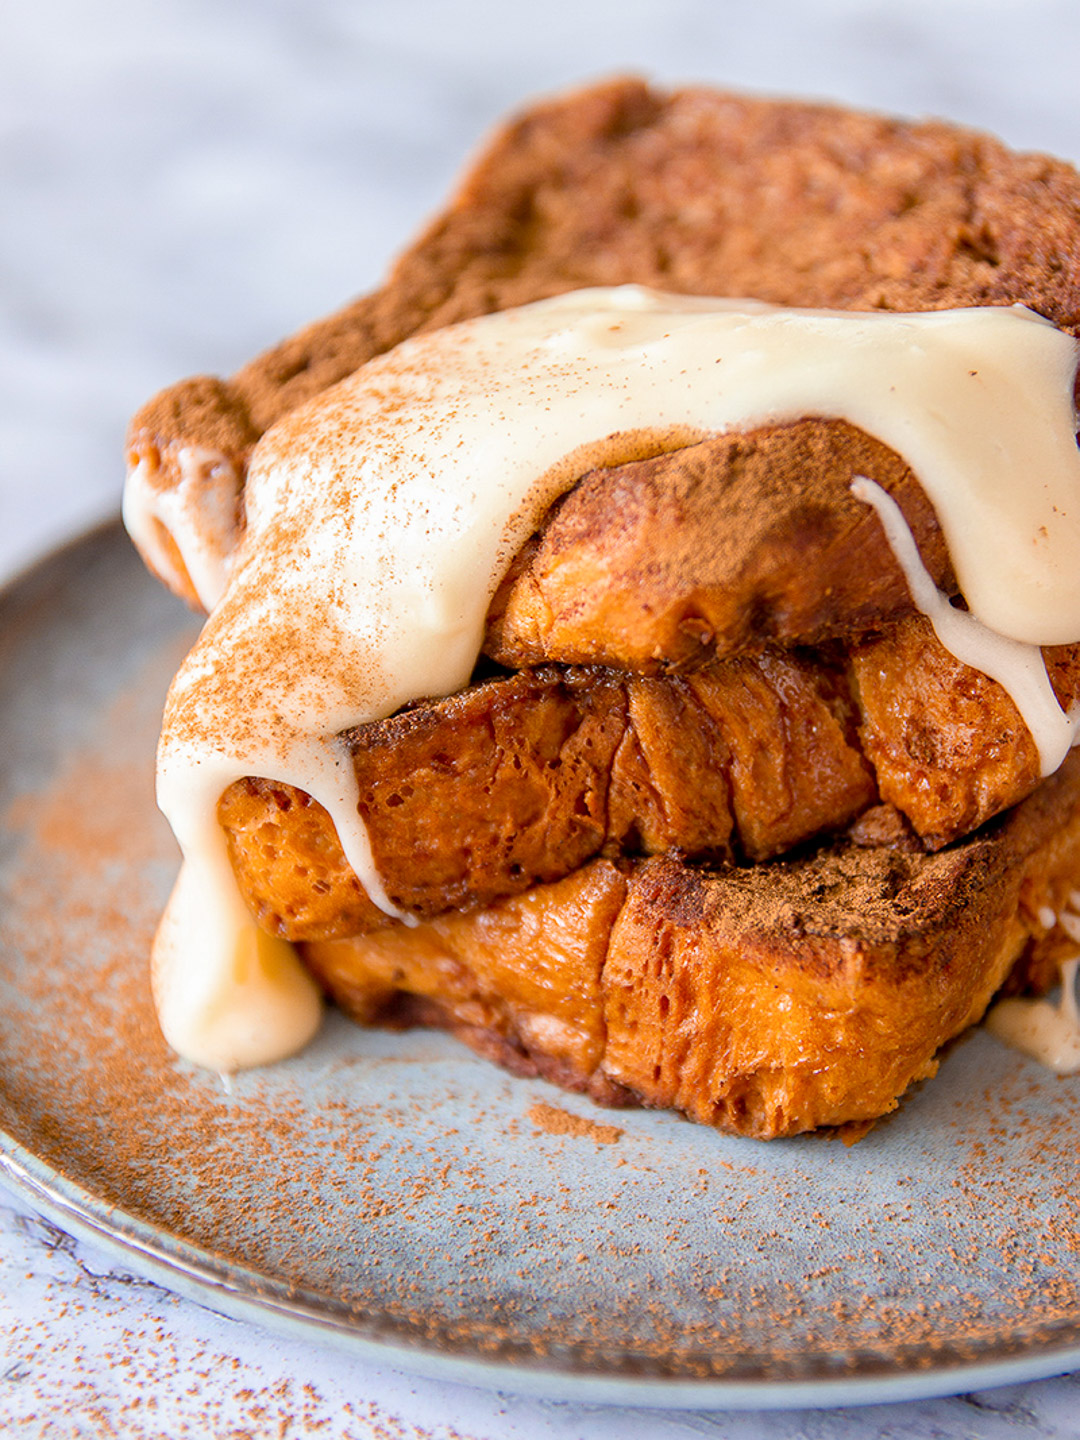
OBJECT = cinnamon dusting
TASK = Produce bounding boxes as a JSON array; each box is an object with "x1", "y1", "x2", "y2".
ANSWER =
[{"x1": 527, "y1": 1102, "x2": 622, "y2": 1144}]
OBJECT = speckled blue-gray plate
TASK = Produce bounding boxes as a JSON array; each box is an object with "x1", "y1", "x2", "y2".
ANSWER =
[{"x1": 1, "y1": 523, "x2": 1078, "y2": 1410}]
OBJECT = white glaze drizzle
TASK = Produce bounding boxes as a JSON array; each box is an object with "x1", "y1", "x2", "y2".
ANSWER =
[
  {"x1": 123, "y1": 444, "x2": 240, "y2": 610},
  {"x1": 850, "y1": 476, "x2": 1080, "y2": 776},
  {"x1": 986, "y1": 956, "x2": 1080, "y2": 1075},
  {"x1": 133, "y1": 286, "x2": 1080, "y2": 1070}
]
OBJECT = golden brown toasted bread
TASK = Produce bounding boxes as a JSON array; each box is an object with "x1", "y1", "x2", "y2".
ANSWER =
[
  {"x1": 303, "y1": 750, "x2": 1080, "y2": 1139},
  {"x1": 217, "y1": 618, "x2": 1080, "y2": 940},
  {"x1": 219, "y1": 651, "x2": 874, "y2": 939},
  {"x1": 484, "y1": 420, "x2": 953, "y2": 670}
]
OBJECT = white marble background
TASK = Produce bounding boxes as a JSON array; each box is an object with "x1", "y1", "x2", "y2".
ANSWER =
[{"x1": 4, "y1": 0, "x2": 1080, "y2": 1435}]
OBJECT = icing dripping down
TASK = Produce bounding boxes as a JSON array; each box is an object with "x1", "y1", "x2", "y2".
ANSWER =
[
  {"x1": 850, "y1": 476, "x2": 1080, "y2": 776},
  {"x1": 986, "y1": 956, "x2": 1080, "y2": 1075}
]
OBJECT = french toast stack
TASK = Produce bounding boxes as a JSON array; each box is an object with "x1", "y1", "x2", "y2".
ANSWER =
[{"x1": 127, "y1": 80, "x2": 1080, "y2": 1137}]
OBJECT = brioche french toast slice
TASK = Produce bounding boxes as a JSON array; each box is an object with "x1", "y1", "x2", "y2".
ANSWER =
[
  {"x1": 126, "y1": 78, "x2": 1080, "y2": 656},
  {"x1": 483, "y1": 419, "x2": 953, "y2": 671},
  {"x1": 301, "y1": 749, "x2": 1080, "y2": 1140},
  {"x1": 218, "y1": 650, "x2": 874, "y2": 940},
  {"x1": 216, "y1": 615, "x2": 1080, "y2": 942}
]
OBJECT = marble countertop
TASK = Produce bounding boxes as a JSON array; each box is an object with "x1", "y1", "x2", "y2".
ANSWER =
[{"x1": 3, "y1": 2, "x2": 1080, "y2": 1435}]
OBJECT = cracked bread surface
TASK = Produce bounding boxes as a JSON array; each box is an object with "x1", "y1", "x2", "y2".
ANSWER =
[{"x1": 218, "y1": 649, "x2": 875, "y2": 940}]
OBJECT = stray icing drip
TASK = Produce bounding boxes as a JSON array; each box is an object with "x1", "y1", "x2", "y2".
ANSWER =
[
  {"x1": 124, "y1": 444, "x2": 240, "y2": 610},
  {"x1": 986, "y1": 957, "x2": 1080, "y2": 1075},
  {"x1": 130, "y1": 286, "x2": 1080, "y2": 1070},
  {"x1": 850, "y1": 476, "x2": 1080, "y2": 776}
]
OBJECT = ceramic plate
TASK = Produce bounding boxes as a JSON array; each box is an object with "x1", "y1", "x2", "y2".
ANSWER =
[{"x1": 1, "y1": 522, "x2": 1079, "y2": 1410}]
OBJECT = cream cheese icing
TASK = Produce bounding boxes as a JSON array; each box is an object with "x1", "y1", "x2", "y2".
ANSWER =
[
  {"x1": 986, "y1": 957, "x2": 1080, "y2": 1075},
  {"x1": 129, "y1": 285, "x2": 1080, "y2": 1071},
  {"x1": 850, "y1": 476, "x2": 1080, "y2": 776},
  {"x1": 124, "y1": 444, "x2": 240, "y2": 610}
]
